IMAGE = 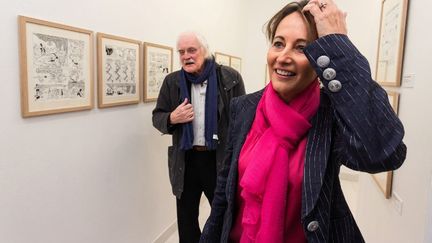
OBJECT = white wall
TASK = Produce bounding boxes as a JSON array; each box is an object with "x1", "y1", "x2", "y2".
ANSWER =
[
  {"x1": 240, "y1": 0, "x2": 286, "y2": 93},
  {"x1": 0, "y1": 0, "x2": 247, "y2": 242},
  {"x1": 354, "y1": 0, "x2": 432, "y2": 242}
]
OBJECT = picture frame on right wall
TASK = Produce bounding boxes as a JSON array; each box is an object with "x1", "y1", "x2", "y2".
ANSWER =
[
  {"x1": 372, "y1": 91, "x2": 400, "y2": 198},
  {"x1": 375, "y1": 0, "x2": 409, "y2": 87}
]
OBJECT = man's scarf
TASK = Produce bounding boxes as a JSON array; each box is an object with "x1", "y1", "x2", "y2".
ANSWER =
[{"x1": 178, "y1": 58, "x2": 218, "y2": 150}]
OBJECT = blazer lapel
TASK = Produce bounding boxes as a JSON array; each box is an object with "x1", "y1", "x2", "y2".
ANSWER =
[
  {"x1": 232, "y1": 90, "x2": 263, "y2": 158},
  {"x1": 302, "y1": 93, "x2": 333, "y2": 218}
]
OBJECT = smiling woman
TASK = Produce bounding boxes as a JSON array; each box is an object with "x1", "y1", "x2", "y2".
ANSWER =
[
  {"x1": 200, "y1": 0, "x2": 406, "y2": 242},
  {"x1": 267, "y1": 11, "x2": 317, "y2": 103}
]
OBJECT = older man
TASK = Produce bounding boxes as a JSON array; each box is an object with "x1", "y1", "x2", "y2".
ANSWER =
[{"x1": 152, "y1": 32, "x2": 245, "y2": 243}]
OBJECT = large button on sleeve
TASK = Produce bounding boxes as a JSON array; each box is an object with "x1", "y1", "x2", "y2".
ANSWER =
[
  {"x1": 323, "y1": 68, "x2": 337, "y2": 80},
  {"x1": 328, "y1": 80, "x2": 342, "y2": 92},
  {"x1": 307, "y1": 220, "x2": 320, "y2": 232},
  {"x1": 317, "y1": 55, "x2": 330, "y2": 68}
]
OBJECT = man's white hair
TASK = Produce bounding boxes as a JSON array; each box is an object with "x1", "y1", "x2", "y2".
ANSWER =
[{"x1": 176, "y1": 31, "x2": 212, "y2": 59}]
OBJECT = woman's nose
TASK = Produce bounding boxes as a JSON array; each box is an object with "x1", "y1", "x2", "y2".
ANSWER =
[{"x1": 276, "y1": 48, "x2": 293, "y2": 64}]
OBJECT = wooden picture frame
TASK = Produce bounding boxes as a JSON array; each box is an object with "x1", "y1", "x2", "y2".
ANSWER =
[
  {"x1": 229, "y1": 56, "x2": 242, "y2": 73},
  {"x1": 97, "y1": 33, "x2": 142, "y2": 108},
  {"x1": 18, "y1": 16, "x2": 94, "y2": 117},
  {"x1": 214, "y1": 52, "x2": 230, "y2": 66},
  {"x1": 375, "y1": 0, "x2": 409, "y2": 87},
  {"x1": 372, "y1": 91, "x2": 400, "y2": 198},
  {"x1": 143, "y1": 42, "x2": 173, "y2": 102}
]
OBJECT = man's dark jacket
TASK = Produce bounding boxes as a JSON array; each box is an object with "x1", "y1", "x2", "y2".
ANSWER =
[{"x1": 152, "y1": 64, "x2": 245, "y2": 198}]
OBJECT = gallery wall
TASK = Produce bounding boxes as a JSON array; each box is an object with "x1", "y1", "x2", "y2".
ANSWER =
[
  {"x1": 353, "y1": 0, "x2": 432, "y2": 242},
  {"x1": 0, "y1": 0, "x2": 248, "y2": 242}
]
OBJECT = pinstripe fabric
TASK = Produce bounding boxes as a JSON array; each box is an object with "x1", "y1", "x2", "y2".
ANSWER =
[{"x1": 200, "y1": 34, "x2": 406, "y2": 243}]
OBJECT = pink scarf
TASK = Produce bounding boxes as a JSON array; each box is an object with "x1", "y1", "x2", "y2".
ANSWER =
[{"x1": 237, "y1": 80, "x2": 320, "y2": 242}]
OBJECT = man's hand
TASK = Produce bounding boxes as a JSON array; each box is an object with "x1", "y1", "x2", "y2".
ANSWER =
[{"x1": 170, "y1": 98, "x2": 194, "y2": 124}]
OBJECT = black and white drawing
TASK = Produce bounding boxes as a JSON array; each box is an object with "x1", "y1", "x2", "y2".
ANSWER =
[
  {"x1": 103, "y1": 45, "x2": 137, "y2": 96},
  {"x1": 147, "y1": 51, "x2": 169, "y2": 94},
  {"x1": 97, "y1": 33, "x2": 141, "y2": 108},
  {"x1": 144, "y1": 43, "x2": 173, "y2": 102},
  {"x1": 31, "y1": 33, "x2": 86, "y2": 101}
]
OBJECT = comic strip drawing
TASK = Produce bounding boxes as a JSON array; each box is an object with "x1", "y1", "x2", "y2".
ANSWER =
[
  {"x1": 144, "y1": 43, "x2": 173, "y2": 102},
  {"x1": 103, "y1": 45, "x2": 137, "y2": 96},
  {"x1": 32, "y1": 33, "x2": 86, "y2": 101},
  {"x1": 147, "y1": 51, "x2": 169, "y2": 93},
  {"x1": 19, "y1": 16, "x2": 93, "y2": 117},
  {"x1": 97, "y1": 33, "x2": 141, "y2": 108}
]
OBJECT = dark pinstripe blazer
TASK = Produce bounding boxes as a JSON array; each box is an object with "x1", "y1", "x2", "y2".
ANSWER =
[{"x1": 200, "y1": 34, "x2": 407, "y2": 243}]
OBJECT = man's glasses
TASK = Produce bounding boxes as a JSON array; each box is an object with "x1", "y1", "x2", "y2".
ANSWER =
[{"x1": 178, "y1": 47, "x2": 198, "y2": 56}]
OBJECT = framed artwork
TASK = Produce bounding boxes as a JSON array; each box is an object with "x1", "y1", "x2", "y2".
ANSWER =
[
  {"x1": 97, "y1": 33, "x2": 142, "y2": 108},
  {"x1": 375, "y1": 0, "x2": 409, "y2": 86},
  {"x1": 372, "y1": 91, "x2": 400, "y2": 198},
  {"x1": 387, "y1": 91, "x2": 400, "y2": 113},
  {"x1": 215, "y1": 52, "x2": 230, "y2": 66},
  {"x1": 143, "y1": 42, "x2": 173, "y2": 102},
  {"x1": 230, "y1": 56, "x2": 242, "y2": 73},
  {"x1": 18, "y1": 16, "x2": 94, "y2": 117}
]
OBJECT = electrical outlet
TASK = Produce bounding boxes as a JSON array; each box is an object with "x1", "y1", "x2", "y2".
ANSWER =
[
  {"x1": 402, "y1": 73, "x2": 415, "y2": 88},
  {"x1": 392, "y1": 192, "x2": 403, "y2": 215}
]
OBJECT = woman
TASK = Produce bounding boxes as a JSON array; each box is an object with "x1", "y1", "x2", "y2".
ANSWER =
[{"x1": 200, "y1": 0, "x2": 406, "y2": 242}]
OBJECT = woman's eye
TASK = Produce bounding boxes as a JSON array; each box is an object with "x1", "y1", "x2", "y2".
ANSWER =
[
  {"x1": 296, "y1": 45, "x2": 306, "y2": 52},
  {"x1": 273, "y1": 41, "x2": 284, "y2": 49}
]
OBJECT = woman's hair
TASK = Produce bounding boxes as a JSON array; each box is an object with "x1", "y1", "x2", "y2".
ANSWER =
[{"x1": 265, "y1": 0, "x2": 318, "y2": 43}]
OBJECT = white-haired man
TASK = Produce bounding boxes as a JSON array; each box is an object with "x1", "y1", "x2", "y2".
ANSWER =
[{"x1": 152, "y1": 32, "x2": 245, "y2": 243}]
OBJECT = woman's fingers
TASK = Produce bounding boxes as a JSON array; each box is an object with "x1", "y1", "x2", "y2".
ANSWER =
[
  {"x1": 303, "y1": 0, "x2": 323, "y2": 18},
  {"x1": 303, "y1": 0, "x2": 347, "y2": 37}
]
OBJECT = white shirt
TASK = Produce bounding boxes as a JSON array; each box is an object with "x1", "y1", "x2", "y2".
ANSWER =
[{"x1": 191, "y1": 81, "x2": 207, "y2": 146}]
